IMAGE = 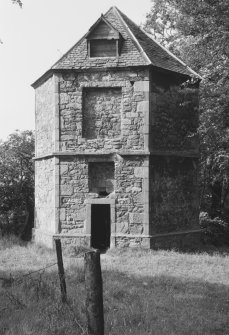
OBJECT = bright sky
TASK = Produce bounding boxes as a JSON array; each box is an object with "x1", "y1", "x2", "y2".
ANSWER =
[{"x1": 0, "y1": 0, "x2": 152, "y2": 140}]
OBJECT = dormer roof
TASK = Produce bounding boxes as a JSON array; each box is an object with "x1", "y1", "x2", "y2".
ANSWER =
[
  {"x1": 32, "y1": 6, "x2": 201, "y2": 88},
  {"x1": 85, "y1": 15, "x2": 122, "y2": 40}
]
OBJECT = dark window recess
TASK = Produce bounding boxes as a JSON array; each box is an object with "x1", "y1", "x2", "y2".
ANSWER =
[{"x1": 90, "y1": 40, "x2": 116, "y2": 57}]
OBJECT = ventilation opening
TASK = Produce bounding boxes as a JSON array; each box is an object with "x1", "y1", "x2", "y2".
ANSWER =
[
  {"x1": 91, "y1": 204, "x2": 111, "y2": 250},
  {"x1": 88, "y1": 162, "x2": 114, "y2": 197},
  {"x1": 90, "y1": 40, "x2": 117, "y2": 57}
]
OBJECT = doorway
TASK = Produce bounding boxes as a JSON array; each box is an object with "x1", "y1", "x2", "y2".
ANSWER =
[{"x1": 91, "y1": 204, "x2": 110, "y2": 250}]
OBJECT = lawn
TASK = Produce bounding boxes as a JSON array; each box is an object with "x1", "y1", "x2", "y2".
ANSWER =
[{"x1": 0, "y1": 236, "x2": 229, "y2": 334}]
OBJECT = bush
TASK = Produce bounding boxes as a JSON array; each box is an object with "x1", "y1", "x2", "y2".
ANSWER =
[{"x1": 200, "y1": 212, "x2": 229, "y2": 246}]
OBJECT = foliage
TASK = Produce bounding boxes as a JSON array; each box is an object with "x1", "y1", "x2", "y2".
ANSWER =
[
  {"x1": 11, "y1": 0, "x2": 22, "y2": 7},
  {"x1": 0, "y1": 130, "x2": 34, "y2": 239},
  {"x1": 144, "y1": 0, "x2": 229, "y2": 219},
  {"x1": 200, "y1": 212, "x2": 229, "y2": 246},
  {"x1": 151, "y1": 86, "x2": 198, "y2": 150}
]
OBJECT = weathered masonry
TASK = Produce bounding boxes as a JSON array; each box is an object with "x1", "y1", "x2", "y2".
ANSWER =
[{"x1": 32, "y1": 6, "x2": 201, "y2": 249}]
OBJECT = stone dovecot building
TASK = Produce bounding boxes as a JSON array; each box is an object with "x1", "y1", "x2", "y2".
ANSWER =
[{"x1": 32, "y1": 6, "x2": 201, "y2": 249}]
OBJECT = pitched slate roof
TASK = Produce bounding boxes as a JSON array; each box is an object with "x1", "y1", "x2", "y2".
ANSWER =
[
  {"x1": 114, "y1": 7, "x2": 200, "y2": 78},
  {"x1": 33, "y1": 6, "x2": 200, "y2": 87},
  {"x1": 51, "y1": 7, "x2": 149, "y2": 71}
]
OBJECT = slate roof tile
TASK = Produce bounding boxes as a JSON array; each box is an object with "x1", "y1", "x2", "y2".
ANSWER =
[{"x1": 34, "y1": 6, "x2": 200, "y2": 86}]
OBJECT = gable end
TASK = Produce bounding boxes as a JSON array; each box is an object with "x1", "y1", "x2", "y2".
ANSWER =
[{"x1": 86, "y1": 16, "x2": 124, "y2": 58}]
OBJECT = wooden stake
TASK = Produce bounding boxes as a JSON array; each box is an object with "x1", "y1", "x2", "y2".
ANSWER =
[
  {"x1": 84, "y1": 250, "x2": 104, "y2": 335},
  {"x1": 55, "y1": 239, "x2": 67, "y2": 303}
]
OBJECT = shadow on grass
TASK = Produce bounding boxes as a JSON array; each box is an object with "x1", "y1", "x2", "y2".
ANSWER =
[
  {"x1": 102, "y1": 268, "x2": 229, "y2": 335},
  {"x1": 0, "y1": 259, "x2": 229, "y2": 335}
]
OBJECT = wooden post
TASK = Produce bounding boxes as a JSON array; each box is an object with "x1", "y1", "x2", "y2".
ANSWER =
[
  {"x1": 55, "y1": 239, "x2": 67, "y2": 303},
  {"x1": 84, "y1": 250, "x2": 104, "y2": 335}
]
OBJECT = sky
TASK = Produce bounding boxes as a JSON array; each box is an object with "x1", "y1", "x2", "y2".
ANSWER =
[{"x1": 0, "y1": 0, "x2": 152, "y2": 140}]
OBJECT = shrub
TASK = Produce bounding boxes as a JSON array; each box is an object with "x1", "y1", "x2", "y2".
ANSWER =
[{"x1": 200, "y1": 212, "x2": 229, "y2": 246}]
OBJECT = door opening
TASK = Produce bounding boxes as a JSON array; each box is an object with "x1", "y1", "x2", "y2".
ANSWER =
[{"x1": 91, "y1": 204, "x2": 110, "y2": 250}]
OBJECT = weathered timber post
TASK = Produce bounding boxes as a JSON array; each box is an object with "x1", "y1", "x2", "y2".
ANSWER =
[
  {"x1": 84, "y1": 250, "x2": 104, "y2": 335},
  {"x1": 55, "y1": 239, "x2": 67, "y2": 303}
]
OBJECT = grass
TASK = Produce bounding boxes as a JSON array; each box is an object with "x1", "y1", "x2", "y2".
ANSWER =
[{"x1": 0, "y1": 237, "x2": 229, "y2": 334}]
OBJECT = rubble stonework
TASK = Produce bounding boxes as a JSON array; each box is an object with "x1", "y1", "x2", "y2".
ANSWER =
[
  {"x1": 58, "y1": 155, "x2": 145, "y2": 245},
  {"x1": 59, "y1": 70, "x2": 147, "y2": 152},
  {"x1": 32, "y1": 6, "x2": 200, "y2": 249},
  {"x1": 82, "y1": 88, "x2": 122, "y2": 139}
]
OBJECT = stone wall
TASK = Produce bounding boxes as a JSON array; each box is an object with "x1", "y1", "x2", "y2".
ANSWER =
[
  {"x1": 35, "y1": 77, "x2": 54, "y2": 156},
  {"x1": 150, "y1": 71, "x2": 199, "y2": 152},
  {"x1": 59, "y1": 70, "x2": 148, "y2": 152},
  {"x1": 149, "y1": 156, "x2": 199, "y2": 234},
  {"x1": 59, "y1": 155, "x2": 145, "y2": 242},
  {"x1": 82, "y1": 88, "x2": 121, "y2": 139},
  {"x1": 60, "y1": 156, "x2": 88, "y2": 235},
  {"x1": 115, "y1": 156, "x2": 145, "y2": 236},
  {"x1": 35, "y1": 158, "x2": 55, "y2": 233},
  {"x1": 34, "y1": 67, "x2": 199, "y2": 249}
]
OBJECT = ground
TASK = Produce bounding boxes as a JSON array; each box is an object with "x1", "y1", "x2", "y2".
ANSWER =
[{"x1": 0, "y1": 236, "x2": 229, "y2": 334}]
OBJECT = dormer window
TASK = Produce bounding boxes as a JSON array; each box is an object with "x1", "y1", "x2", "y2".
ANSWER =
[
  {"x1": 90, "y1": 40, "x2": 117, "y2": 58},
  {"x1": 86, "y1": 16, "x2": 123, "y2": 58}
]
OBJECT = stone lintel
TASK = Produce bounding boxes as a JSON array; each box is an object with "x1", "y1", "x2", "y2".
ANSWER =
[{"x1": 85, "y1": 198, "x2": 116, "y2": 205}]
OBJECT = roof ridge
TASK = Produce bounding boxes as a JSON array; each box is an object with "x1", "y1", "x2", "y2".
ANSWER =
[
  {"x1": 111, "y1": 6, "x2": 151, "y2": 65},
  {"x1": 114, "y1": 7, "x2": 201, "y2": 79},
  {"x1": 138, "y1": 26, "x2": 202, "y2": 79}
]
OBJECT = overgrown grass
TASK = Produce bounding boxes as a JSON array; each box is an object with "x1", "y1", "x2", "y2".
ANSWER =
[{"x1": 0, "y1": 238, "x2": 229, "y2": 334}]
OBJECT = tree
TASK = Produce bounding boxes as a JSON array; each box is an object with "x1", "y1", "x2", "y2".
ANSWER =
[
  {"x1": 11, "y1": 0, "x2": 22, "y2": 7},
  {"x1": 0, "y1": 130, "x2": 34, "y2": 239},
  {"x1": 144, "y1": 0, "x2": 229, "y2": 219}
]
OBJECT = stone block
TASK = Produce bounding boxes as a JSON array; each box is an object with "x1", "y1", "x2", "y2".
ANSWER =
[
  {"x1": 60, "y1": 208, "x2": 66, "y2": 221},
  {"x1": 141, "y1": 238, "x2": 151, "y2": 249},
  {"x1": 137, "y1": 101, "x2": 149, "y2": 112},
  {"x1": 72, "y1": 207, "x2": 86, "y2": 221},
  {"x1": 122, "y1": 119, "x2": 132, "y2": 125},
  {"x1": 60, "y1": 165, "x2": 68, "y2": 175},
  {"x1": 134, "y1": 81, "x2": 149, "y2": 92},
  {"x1": 129, "y1": 224, "x2": 143, "y2": 234},
  {"x1": 60, "y1": 93, "x2": 70, "y2": 104},
  {"x1": 129, "y1": 213, "x2": 143, "y2": 224},
  {"x1": 116, "y1": 221, "x2": 129, "y2": 234},
  {"x1": 133, "y1": 192, "x2": 143, "y2": 204},
  {"x1": 134, "y1": 167, "x2": 144, "y2": 178},
  {"x1": 60, "y1": 185, "x2": 73, "y2": 196}
]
